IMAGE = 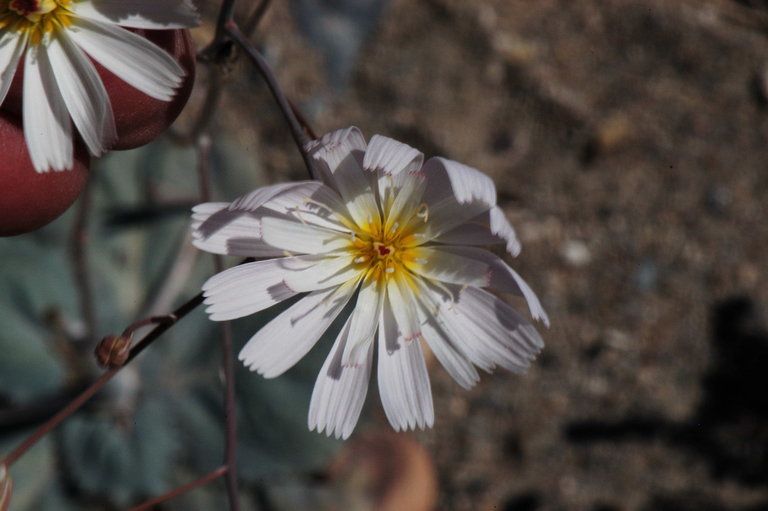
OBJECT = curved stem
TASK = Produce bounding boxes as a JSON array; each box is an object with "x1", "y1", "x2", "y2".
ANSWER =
[
  {"x1": 224, "y1": 21, "x2": 315, "y2": 178},
  {"x1": 1, "y1": 291, "x2": 204, "y2": 467},
  {"x1": 126, "y1": 466, "x2": 228, "y2": 511}
]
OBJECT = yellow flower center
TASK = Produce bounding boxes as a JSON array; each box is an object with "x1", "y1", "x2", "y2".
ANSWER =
[
  {"x1": 0, "y1": 0, "x2": 74, "y2": 45},
  {"x1": 349, "y1": 211, "x2": 428, "y2": 287}
]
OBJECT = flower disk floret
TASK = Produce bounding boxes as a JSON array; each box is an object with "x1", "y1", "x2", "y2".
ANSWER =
[{"x1": 192, "y1": 127, "x2": 550, "y2": 439}]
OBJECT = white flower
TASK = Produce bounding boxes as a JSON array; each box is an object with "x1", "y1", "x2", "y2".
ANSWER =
[
  {"x1": 192, "y1": 127, "x2": 549, "y2": 439},
  {"x1": 0, "y1": 0, "x2": 199, "y2": 172}
]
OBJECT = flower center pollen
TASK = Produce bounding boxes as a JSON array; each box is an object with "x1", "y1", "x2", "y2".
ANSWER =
[
  {"x1": 10, "y1": 0, "x2": 56, "y2": 19},
  {"x1": 1, "y1": 0, "x2": 73, "y2": 44}
]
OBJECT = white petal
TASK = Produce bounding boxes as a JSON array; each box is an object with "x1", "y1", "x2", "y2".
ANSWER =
[
  {"x1": 407, "y1": 246, "x2": 492, "y2": 288},
  {"x1": 0, "y1": 32, "x2": 26, "y2": 107},
  {"x1": 382, "y1": 171, "x2": 427, "y2": 234},
  {"x1": 202, "y1": 255, "x2": 354, "y2": 321},
  {"x1": 254, "y1": 180, "x2": 354, "y2": 232},
  {"x1": 411, "y1": 157, "x2": 499, "y2": 240},
  {"x1": 385, "y1": 274, "x2": 421, "y2": 341},
  {"x1": 191, "y1": 202, "x2": 283, "y2": 257},
  {"x1": 435, "y1": 206, "x2": 522, "y2": 257},
  {"x1": 261, "y1": 216, "x2": 349, "y2": 255},
  {"x1": 71, "y1": 0, "x2": 199, "y2": 29},
  {"x1": 363, "y1": 134, "x2": 423, "y2": 176},
  {"x1": 308, "y1": 316, "x2": 374, "y2": 439},
  {"x1": 377, "y1": 301, "x2": 434, "y2": 431},
  {"x1": 421, "y1": 246, "x2": 549, "y2": 326},
  {"x1": 341, "y1": 277, "x2": 385, "y2": 365},
  {"x1": 48, "y1": 32, "x2": 116, "y2": 156},
  {"x1": 192, "y1": 183, "x2": 353, "y2": 257},
  {"x1": 23, "y1": 44, "x2": 73, "y2": 173},
  {"x1": 416, "y1": 304, "x2": 480, "y2": 389},
  {"x1": 305, "y1": 126, "x2": 367, "y2": 183},
  {"x1": 417, "y1": 281, "x2": 543, "y2": 374},
  {"x1": 422, "y1": 156, "x2": 496, "y2": 206},
  {"x1": 282, "y1": 255, "x2": 359, "y2": 293},
  {"x1": 363, "y1": 135, "x2": 424, "y2": 211},
  {"x1": 306, "y1": 126, "x2": 378, "y2": 229},
  {"x1": 67, "y1": 18, "x2": 183, "y2": 101},
  {"x1": 228, "y1": 181, "x2": 319, "y2": 211},
  {"x1": 239, "y1": 284, "x2": 357, "y2": 378}
]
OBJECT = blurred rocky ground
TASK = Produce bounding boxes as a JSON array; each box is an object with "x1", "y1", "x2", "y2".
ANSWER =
[{"x1": 185, "y1": 0, "x2": 768, "y2": 509}]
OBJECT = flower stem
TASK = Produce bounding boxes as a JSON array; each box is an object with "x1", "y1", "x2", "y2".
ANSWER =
[
  {"x1": 224, "y1": 21, "x2": 316, "y2": 178},
  {"x1": 195, "y1": 132, "x2": 241, "y2": 511},
  {"x1": 0, "y1": 291, "x2": 204, "y2": 467},
  {"x1": 126, "y1": 466, "x2": 229, "y2": 511}
]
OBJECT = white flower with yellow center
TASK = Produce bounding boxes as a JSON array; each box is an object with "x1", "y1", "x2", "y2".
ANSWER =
[
  {"x1": 192, "y1": 127, "x2": 549, "y2": 439},
  {"x1": 0, "y1": 0, "x2": 198, "y2": 172}
]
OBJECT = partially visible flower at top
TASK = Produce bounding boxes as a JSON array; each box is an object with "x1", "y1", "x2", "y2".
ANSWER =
[
  {"x1": 192, "y1": 127, "x2": 550, "y2": 439},
  {"x1": 0, "y1": 0, "x2": 199, "y2": 172}
]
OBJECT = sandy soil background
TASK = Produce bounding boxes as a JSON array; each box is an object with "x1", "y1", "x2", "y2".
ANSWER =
[{"x1": 182, "y1": 0, "x2": 768, "y2": 509}]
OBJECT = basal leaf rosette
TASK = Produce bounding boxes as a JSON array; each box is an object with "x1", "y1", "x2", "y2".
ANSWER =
[{"x1": 192, "y1": 127, "x2": 550, "y2": 439}]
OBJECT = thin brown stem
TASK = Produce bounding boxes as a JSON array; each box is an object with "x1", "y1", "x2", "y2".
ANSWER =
[
  {"x1": 2, "y1": 369, "x2": 114, "y2": 466},
  {"x1": 195, "y1": 131, "x2": 241, "y2": 511},
  {"x1": 126, "y1": 466, "x2": 229, "y2": 511},
  {"x1": 243, "y1": 0, "x2": 273, "y2": 38},
  {"x1": 1, "y1": 291, "x2": 205, "y2": 467},
  {"x1": 288, "y1": 98, "x2": 318, "y2": 141},
  {"x1": 224, "y1": 21, "x2": 315, "y2": 179}
]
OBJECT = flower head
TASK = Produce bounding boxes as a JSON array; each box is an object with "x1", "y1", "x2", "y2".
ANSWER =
[
  {"x1": 192, "y1": 127, "x2": 549, "y2": 439},
  {"x1": 0, "y1": 0, "x2": 199, "y2": 172}
]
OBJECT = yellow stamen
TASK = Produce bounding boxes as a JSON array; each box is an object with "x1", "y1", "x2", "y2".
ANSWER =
[{"x1": 1, "y1": 0, "x2": 74, "y2": 45}]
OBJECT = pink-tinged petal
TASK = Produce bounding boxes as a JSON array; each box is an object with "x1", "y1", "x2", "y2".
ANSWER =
[
  {"x1": 406, "y1": 246, "x2": 491, "y2": 288},
  {"x1": 341, "y1": 276, "x2": 384, "y2": 365},
  {"x1": 305, "y1": 126, "x2": 366, "y2": 182},
  {"x1": 406, "y1": 157, "x2": 502, "y2": 241},
  {"x1": 305, "y1": 126, "x2": 377, "y2": 229},
  {"x1": 382, "y1": 171, "x2": 427, "y2": 234},
  {"x1": 202, "y1": 259, "x2": 297, "y2": 321},
  {"x1": 261, "y1": 216, "x2": 350, "y2": 255},
  {"x1": 435, "y1": 205, "x2": 521, "y2": 257},
  {"x1": 239, "y1": 284, "x2": 357, "y2": 378},
  {"x1": 422, "y1": 156, "x2": 496, "y2": 206},
  {"x1": 417, "y1": 281, "x2": 543, "y2": 374},
  {"x1": 202, "y1": 255, "x2": 355, "y2": 321},
  {"x1": 309, "y1": 316, "x2": 374, "y2": 440},
  {"x1": 422, "y1": 245, "x2": 549, "y2": 326},
  {"x1": 385, "y1": 274, "x2": 422, "y2": 342},
  {"x1": 363, "y1": 134, "x2": 424, "y2": 210},
  {"x1": 363, "y1": 134, "x2": 423, "y2": 176},
  {"x1": 48, "y1": 32, "x2": 116, "y2": 156},
  {"x1": 254, "y1": 180, "x2": 355, "y2": 232},
  {"x1": 416, "y1": 303, "x2": 480, "y2": 389},
  {"x1": 191, "y1": 202, "x2": 283, "y2": 257},
  {"x1": 192, "y1": 182, "x2": 346, "y2": 257},
  {"x1": 67, "y1": 18, "x2": 183, "y2": 101},
  {"x1": 0, "y1": 32, "x2": 26, "y2": 107},
  {"x1": 71, "y1": 0, "x2": 199, "y2": 29},
  {"x1": 23, "y1": 44, "x2": 73, "y2": 172},
  {"x1": 377, "y1": 301, "x2": 434, "y2": 431}
]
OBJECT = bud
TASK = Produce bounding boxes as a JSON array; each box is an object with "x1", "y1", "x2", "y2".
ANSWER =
[
  {"x1": 0, "y1": 464, "x2": 12, "y2": 511},
  {"x1": 0, "y1": 110, "x2": 90, "y2": 237},
  {"x1": 95, "y1": 335, "x2": 132, "y2": 369}
]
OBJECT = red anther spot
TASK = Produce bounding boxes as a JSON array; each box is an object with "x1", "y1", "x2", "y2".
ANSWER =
[
  {"x1": 377, "y1": 244, "x2": 391, "y2": 256},
  {"x1": 10, "y1": 0, "x2": 39, "y2": 15}
]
